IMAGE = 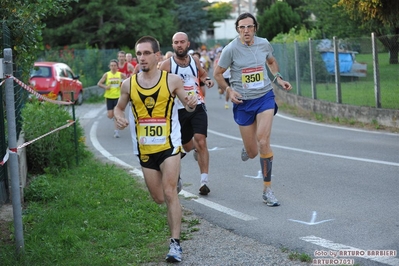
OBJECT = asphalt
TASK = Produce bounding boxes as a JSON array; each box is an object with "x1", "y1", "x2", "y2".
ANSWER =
[{"x1": 72, "y1": 102, "x2": 311, "y2": 265}]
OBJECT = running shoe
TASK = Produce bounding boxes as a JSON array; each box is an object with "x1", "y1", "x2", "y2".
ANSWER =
[
  {"x1": 241, "y1": 147, "x2": 249, "y2": 161},
  {"x1": 224, "y1": 103, "x2": 229, "y2": 109},
  {"x1": 113, "y1": 130, "x2": 120, "y2": 138},
  {"x1": 262, "y1": 188, "x2": 280, "y2": 207},
  {"x1": 165, "y1": 238, "x2": 182, "y2": 262},
  {"x1": 199, "y1": 184, "x2": 210, "y2": 195},
  {"x1": 193, "y1": 149, "x2": 198, "y2": 161},
  {"x1": 177, "y1": 176, "x2": 182, "y2": 194}
]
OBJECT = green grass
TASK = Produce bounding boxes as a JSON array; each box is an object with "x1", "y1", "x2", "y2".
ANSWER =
[
  {"x1": 290, "y1": 52, "x2": 399, "y2": 109},
  {"x1": 0, "y1": 156, "x2": 173, "y2": 266}
]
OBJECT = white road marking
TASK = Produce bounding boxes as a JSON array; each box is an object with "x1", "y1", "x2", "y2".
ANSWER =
[
  {"x1": 89, "y1": 118, "x2": 256, "y2": 221},
  {"x1": 289, "y1": 211, "x2": 334, "y2": 225},
  {"x1": 244, "y1": 170, "x2": 263, "y2": 179},
  {"x1": 300, "y1": 235, "x2": 399, "y2": 265},
  {"x1": 179, "y1": 190, "x2": 257, "y2": 221},
  {"x1": 208, "y1": 129, "x2": 399, "y2": 167},
  {"x1": 277, "y1": 113, "x2": 399, "y2": 136},
  {"x1": 90, "y1": 121, "x2": 134, "y2": 169}
]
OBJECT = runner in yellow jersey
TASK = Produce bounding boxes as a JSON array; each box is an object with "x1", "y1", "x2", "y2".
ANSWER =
[
  {"x1": 114, "y1": 36, "x2": 197, "y2": 263},
  {"x1": 97, "y1": 59, "x2": 126, "y2": 138}
]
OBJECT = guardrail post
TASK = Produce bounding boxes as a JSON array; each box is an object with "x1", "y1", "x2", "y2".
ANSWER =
[
  {"x1": 371, "y1": 32, "x2": 381, "y2": 108},
  {"x1": 333, "y1": 36, "x2": 342, "y2": 104},
  {"x1": 309, "y1": 38, "x2": 317, "y2": 99},
  {"x1": 294, "y1": 41, "x2": 301, "y2": 96}
]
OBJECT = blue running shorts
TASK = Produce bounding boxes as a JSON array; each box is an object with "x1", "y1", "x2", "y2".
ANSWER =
[{"x1": 233, "y1": 90, "x2": 277, "y2": 126}]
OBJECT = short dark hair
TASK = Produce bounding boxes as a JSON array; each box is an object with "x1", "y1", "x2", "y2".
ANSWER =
[
  {"x1": 110, "y1": 59, "x2": 118, "y2": 65},
  {"x1": 235, "y1": 12, "x2": 258, "y2": 31},
  {"x1": 135, "y1": 36, "x2": 160, "y2": 53}
]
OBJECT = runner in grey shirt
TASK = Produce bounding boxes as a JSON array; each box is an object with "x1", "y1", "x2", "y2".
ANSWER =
[{"x1": 213, "y1": 12, "x2": 292, "y2": 207}]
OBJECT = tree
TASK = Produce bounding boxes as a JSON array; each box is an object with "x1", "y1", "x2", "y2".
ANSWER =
[
  {"x1": 42, "y1": 0, "x2": 177, "y2": 49},
  {"x1": 300, "y1": 0, "x2": 367, "y2": 39},
  {"x1": 173, "y1": 0, "x2": 209, "y2": 42},
  {"x1": 206, "y1": 2, "x2": 233, "y2": 29},
  {"x1": 256, "y1": 0, "x2": 310, "y2": 28},
  {"x1": 337, "y1": 0, "x2": 399, "y2": 64},
  {"x1": 256, "y1": 1, "x2": 300, "y2": 41},
  {"x1": 1, "y1": 0, "x2": 74, "y2": 77}
]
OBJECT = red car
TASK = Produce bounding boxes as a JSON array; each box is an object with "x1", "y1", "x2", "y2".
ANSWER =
[{"x1": 29, "y1": 62, "x2": 83, "y2": 105}]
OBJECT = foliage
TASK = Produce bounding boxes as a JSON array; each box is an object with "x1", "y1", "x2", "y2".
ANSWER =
[
  {"x1": 300, "y1": 0, "x2": 368, "y2": 39},
  {"x1": 24, "y1": 174, "x2": 58, "y2": 203},
  {"x1": 42, "y1": 0, "x2": 177, "y2": 49},
  {"x1": 174, "y1": 0, "x2": 210, "y2": 42},
  {"x1": 337, "y1": 0, "x2": 399, "y2": 64},
  {"x1": 256, "y1": 0, "x2": 310, "y2": 28},
  {"x1": 272, "y1": 26, "x2": 320, "y2": 43},
  {"x1": 337, "y1": 0, "x2": 399, "y2": 27},
  {"x1": 257, "y1": 1, "x2": 301, "y2": 41},
  {"x1": 206, "y1": 2, "x2": 233, "y2": 29},
  {"x1": 21, "y1": 100, "x2": 88, "y2": 174},
  {"x1": 0, "y1": 0, "x2": 75, "y2": 79}
]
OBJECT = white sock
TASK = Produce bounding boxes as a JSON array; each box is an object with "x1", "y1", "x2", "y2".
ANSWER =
[{"x1": 200, "y1": 173, "x2": 208, "y2": 186}]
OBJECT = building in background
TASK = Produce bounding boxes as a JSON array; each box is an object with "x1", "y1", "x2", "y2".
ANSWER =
[{"x1": 201, "y1": 0, "x2": 256, "y2": 47}]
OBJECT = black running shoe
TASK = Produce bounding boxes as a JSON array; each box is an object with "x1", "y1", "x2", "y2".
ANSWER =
[{"x1": 199, "y1": 184, "x2": 210, "y2": 195}]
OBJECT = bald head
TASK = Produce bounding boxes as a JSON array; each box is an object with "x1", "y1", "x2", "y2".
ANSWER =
[
  {"x1": 172, "y1": 32, "x2": 190, "y2": 58},
  {"x1": 172, "y1": 32, "x2": 188, "y2": 42}
]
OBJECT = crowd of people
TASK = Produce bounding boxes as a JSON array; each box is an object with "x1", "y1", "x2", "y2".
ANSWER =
[{"x1": 97, "y1": 12, "x2": 292, "y2": 263}]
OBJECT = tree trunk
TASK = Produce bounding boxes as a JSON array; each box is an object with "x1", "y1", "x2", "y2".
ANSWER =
[{"x1": 378, "y1": 34, "x2": 399, "y2": 64}]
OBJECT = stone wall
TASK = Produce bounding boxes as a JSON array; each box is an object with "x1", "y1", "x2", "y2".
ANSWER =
[{"x1": 274, "y1": 87, "x2": 399, "y2": 129}]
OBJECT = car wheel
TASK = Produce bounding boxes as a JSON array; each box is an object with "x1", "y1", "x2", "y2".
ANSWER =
[{"x1": 76, "y1": 91, "x2": 83, "y2": 105}]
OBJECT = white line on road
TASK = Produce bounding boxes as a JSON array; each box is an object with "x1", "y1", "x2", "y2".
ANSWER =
[
  {"x1": 89, "y1": 119, "x2": 256, "y2": 221},
  {"x1": 179, "y1": 191, "x2": 257, "y2": 221},
  {"x1": 301, "y1": 235, "x2": 399, "y2": 265},
  {"x1": 208, "y1": 129, "x2": 399, "y2": 167},
  {"x1": 277, "y1": 113, "x2": 399, "y2": 136}
]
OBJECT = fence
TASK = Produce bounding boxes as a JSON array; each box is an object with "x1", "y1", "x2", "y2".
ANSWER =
[{"x1": 271, "y1": 34, "x2": 399, "y2": 110}]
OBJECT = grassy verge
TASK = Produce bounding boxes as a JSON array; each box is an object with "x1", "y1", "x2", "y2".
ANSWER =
[{"x1": 0, "y1": 156, "x2": 178, "y2": 265}]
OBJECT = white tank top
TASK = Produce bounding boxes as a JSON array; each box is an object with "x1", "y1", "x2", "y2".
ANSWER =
[{"x1": 170, "y1": 55, "x2": 204, "y2": 109}]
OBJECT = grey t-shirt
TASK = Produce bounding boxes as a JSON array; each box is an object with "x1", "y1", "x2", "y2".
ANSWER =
[{"x1": 218, "y1": 37, "x2": 274, "y2": 100}]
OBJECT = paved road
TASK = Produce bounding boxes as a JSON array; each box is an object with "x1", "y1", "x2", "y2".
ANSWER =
[{"x1": 73, "y1": 86, "x2": 399, "y2": 266}]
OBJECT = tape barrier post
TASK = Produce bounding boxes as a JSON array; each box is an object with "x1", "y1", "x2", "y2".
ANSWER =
[
  {"x1": 71, "y1": 91, "x2": 79, "y2": 166},
  {"x1": 4, "y1": 48, "x2": 25, "y2": 253}
]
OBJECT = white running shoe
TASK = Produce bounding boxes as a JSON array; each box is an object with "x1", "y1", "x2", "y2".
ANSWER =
[
  {"x1": 241, "y1": 147, "x2": 249, "y2": 161},
  {"x1": 165, "y1": 239, "x2": 182, "y2": 262},
  {"x1": 262, "y1": 187, "x2": 280, "y2": 207}
]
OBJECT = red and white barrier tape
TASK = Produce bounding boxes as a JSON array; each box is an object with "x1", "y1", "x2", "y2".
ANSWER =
[
  {"x1": 0, "y1": 120, "x2": 76, "y2": 166},
  {"x1": 2, "y1": 75, "x2": 73, "y2": 105}
]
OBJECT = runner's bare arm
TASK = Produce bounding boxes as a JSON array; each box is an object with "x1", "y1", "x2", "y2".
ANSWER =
[{"x1": 114, "y1": 79, "x2": 130, "y2": 129}]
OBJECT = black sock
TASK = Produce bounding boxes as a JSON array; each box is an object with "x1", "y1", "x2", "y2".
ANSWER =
[{"x1": 172, "y1": 238, "x2": 180, "y2": 245}]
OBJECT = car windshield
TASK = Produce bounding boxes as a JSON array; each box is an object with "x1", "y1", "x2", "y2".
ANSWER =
[{"x1": 30, "y1": 66, "x2": 52, "y2": 78}]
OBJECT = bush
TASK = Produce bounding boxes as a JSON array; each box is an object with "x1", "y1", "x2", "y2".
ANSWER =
[
  {"x1": 24, "y1": 174, "x2": 57, "y2": 203},
  {"x1": 21, "y1": 100, "x2": 89, "y2": 174}
]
